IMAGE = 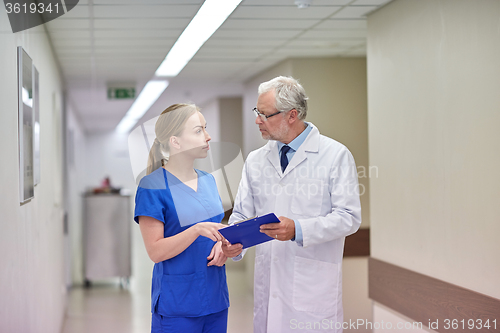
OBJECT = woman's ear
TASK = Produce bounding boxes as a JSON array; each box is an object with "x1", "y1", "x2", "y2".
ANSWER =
[{"x1": 170, "y1": 136, "x2": 181, "y2": 150}]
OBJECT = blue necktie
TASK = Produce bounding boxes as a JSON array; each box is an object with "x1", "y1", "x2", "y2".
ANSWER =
[{"x1": 280, "y1": 145, "x2": 291, "y2": 172}]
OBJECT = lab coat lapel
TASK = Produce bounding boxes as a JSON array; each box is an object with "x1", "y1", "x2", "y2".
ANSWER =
[
  {"x1": 283, "y1": 148, "x2": 306, "y2": 177},
  {"x1": 264, "y1": 140, "x2": 282, "y2": 177},
  {"x1": 282, "y1": 123, "x2": 320, "y2": 177}
]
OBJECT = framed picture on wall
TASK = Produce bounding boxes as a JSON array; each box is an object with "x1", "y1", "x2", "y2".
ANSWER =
[
  {"x1": 18, "y1": 47, "x2": 34, "y2": 203},
  {"x1": 33, "y1": 66, "x2": 40, "y2": 185}
]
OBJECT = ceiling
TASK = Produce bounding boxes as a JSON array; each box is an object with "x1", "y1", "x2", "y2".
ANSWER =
[{"x1": 45, "y1": 0, "x2": 392, "y2": 133}]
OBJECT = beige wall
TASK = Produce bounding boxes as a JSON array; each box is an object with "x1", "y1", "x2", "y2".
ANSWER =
[
  {"x1": 367, "y1": 0, "x2": 500, "y2": 329},
  {"x1": 220, "y1": 97, "x2": 243, "y2": 150},
  {"x1": 0, "y1": 12, "x2": 67, "y2": 333}
]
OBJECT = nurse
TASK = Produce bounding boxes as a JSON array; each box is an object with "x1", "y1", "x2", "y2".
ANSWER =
[{"x1": 134, "y1": 103, "x2": 230, "y2": 333}]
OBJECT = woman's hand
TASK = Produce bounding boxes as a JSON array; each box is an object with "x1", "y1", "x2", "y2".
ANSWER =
[
  {"x1": 207, "y1": 241, "x2": 228, "y2": 266},
  {"x1": 194, "y1": 222, "x2": 224, "y2": 242},
  {"x1": 139, "y1": 217, "x2": 226, "y2": 263},
  {"x1": 221, "y1": 239, "x2": 243, "y2": 258}
]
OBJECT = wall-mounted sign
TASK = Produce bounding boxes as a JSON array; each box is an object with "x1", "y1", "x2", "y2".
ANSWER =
[
  {"x1": 18, "y1": 47, "x2": 34, "y2": 203},
  {"x1": 33, "y1": 66, "x2": 40, "y2": 186},
  {"x1": 108, "y1": 87, "x2": 135, "y2": 99}
]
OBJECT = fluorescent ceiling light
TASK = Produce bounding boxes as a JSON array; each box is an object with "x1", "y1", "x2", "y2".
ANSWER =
[
  {"x1": 155, "y1": 0, "x2": 243, "y2": 77},
  {"x1": 116, "y1": 80, "x2": 168, "y2": 133}
]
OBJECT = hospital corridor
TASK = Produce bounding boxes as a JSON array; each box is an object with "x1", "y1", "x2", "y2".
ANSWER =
[{"x1": 1, "y1": 0, "x2": 500, "y2": 333}]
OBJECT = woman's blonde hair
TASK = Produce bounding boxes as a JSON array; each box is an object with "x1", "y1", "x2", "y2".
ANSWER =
[{"x1": 146, "y1": 103, "x2": 199, "y2": 175}]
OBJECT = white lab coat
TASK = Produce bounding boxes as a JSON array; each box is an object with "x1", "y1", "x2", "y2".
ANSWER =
[{"x1": 229, "y1": 123, "x2": 361, "y2": 333}]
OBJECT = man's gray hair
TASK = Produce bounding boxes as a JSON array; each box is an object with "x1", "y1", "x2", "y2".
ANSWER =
[{"x1": 258, "y1": 76, "x2": 308, "y2": 120}]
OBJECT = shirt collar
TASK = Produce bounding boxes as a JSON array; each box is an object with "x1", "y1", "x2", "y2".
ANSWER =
[{"x1": 277, "y1": 122, "x2": 312, "y2": 152}]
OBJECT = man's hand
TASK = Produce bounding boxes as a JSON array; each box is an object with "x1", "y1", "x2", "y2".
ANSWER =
[
  {"x1": 259, "y1": 216, "x2": 295, "y2": 241},
  {"x1": 221, "y1": 239, "x2": 243, "y2": 258},
  {"x1": 207, "y1": 241, "x2": 228, "y2": 266}
]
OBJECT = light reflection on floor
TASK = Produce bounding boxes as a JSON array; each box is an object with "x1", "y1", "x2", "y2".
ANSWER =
[{"x1": 61, "y1": 263, "x2": 253, "y2": 333}]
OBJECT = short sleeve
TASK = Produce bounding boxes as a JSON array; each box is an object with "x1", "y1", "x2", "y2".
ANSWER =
[
  {"x1": 134, "y1": 187, "x2": 166, "y2": 224},
  {"x1": 134, "y1": 170, "x2": 167, "y2": 224}
]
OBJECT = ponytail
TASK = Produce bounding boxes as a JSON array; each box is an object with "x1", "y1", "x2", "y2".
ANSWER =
[{"x1": 146, "y1": 138, "x2": 167, "y2": 175}]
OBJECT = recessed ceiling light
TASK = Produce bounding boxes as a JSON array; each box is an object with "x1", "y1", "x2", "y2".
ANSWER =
[{"x1": 295, "y1": 0, "x2": 312, "y2": 9}]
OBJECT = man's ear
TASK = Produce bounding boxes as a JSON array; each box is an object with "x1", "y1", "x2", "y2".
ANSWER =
[{"x1": 288, "y1": 109, "x2": 298, "y2": 123}]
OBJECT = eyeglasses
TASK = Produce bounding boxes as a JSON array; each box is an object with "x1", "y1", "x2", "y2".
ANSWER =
[{"x1": 252, "y1": 107, "x2": 282, "y2": 121}]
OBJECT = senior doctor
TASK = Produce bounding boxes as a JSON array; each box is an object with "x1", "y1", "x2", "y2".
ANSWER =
[{"x1": 222, "y1": 76, "x2": 362, "y2": 333}]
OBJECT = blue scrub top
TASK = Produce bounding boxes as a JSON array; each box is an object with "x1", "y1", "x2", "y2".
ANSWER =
[{"x1": 134, "y1": 167, "x2": 229, "y2": 318}]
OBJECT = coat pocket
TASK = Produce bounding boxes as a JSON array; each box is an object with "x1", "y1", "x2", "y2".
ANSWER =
[
  {"x1": 292, "y1": 256, "x2": 339, "y2": 313},
  {"x1": 290, "y1": 178, "x2": 323, "y2": 217},
  {"x1": 159, "y1": 271, "x2": 206, "y2": 317}
]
